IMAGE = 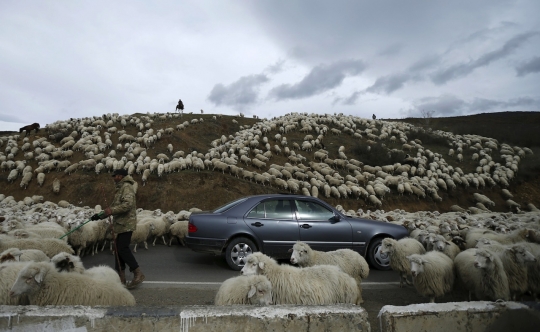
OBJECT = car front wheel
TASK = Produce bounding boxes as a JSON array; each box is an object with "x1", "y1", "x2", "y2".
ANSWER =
[
  {"x1": 225, "y1": 237, "x2": 257, "y2": 271},
  {"x1": 367, "y1": 237, "x2": 391, "y2": 270}
]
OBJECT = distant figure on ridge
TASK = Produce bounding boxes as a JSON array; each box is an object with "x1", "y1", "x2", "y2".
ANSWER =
[{"x1": 176, "y1": 99, "x2": 184, "y2": 113}]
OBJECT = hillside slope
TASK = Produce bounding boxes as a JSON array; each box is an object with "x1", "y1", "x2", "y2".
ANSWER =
[{"x1": 1, "y1": 111, "x2": 539, "y2": 213}]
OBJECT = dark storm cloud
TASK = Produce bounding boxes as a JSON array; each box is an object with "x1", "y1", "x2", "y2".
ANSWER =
[
  {"x1": 207, "y1": 74, "x2": 269, "y2": 109},
  {"x1": 268, "y1": 59, "x2": 365, "y2": 100},
  {"x1": 265, "y1": 59, "x2": 286, "y2": 74},
  {"x1": 409, "y1": 94, "x2": 540, "y2": 117},
  {"x1": 378, "y1": 44, "x2": 404, "y2": 57},
  {"x1": 515, "y1": 56, "x2": 540, "y2": 76},
  {"x1": 431, "y1": 32, "x2": 538, "y2": 85}
]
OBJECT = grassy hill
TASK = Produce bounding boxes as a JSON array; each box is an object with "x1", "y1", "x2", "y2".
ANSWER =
[{"x1": 1, "y1": 111, "x2": 539, "y2": 214}]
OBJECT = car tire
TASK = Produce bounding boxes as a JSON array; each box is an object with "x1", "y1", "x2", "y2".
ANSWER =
[
  {"x1": 367, "y1": 237, "x2": 391, "y2": 271},
  {"x1": 225, "y1": 237, "x2": 257, "y2": 271}
]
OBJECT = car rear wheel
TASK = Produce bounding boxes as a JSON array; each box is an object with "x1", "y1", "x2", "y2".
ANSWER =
[
  {"x1": 367, "y1": 237, "x2": 391, "y2": 270},
  {"x1": 225, "y1": 237, "x2": 257, "y2": 271}
]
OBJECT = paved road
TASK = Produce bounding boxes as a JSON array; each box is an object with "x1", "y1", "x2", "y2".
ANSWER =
[{"x1": 81, "y1": 242, "x2": 401, "y2": 287}]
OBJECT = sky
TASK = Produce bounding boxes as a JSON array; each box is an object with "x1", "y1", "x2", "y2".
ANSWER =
[{"x1": 1, "y1": 0, "x2": 539, "y2": 131}]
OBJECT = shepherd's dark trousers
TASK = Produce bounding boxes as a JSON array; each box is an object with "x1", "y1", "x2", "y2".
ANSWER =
[{"x1": 114, "y1": 231, "x2": 139, "y2": 272}]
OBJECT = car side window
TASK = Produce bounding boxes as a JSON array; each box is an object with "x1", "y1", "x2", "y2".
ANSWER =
[
  {"x1": 246, "y1": 199, "x2": 293, "y2": 220},
  {"x1": 294, "y1": 200, "x2": 334, "y2": 221}
]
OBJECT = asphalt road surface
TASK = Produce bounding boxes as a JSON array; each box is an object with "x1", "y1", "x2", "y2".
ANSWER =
[
  {"x1": 81, "y1": 242, "x2": 469, "y2": 332},
  {"x1": 81, "y1": 241, "x2": 401, "y2": 285}
]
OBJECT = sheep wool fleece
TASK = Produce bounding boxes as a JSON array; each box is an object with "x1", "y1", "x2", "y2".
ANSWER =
[{"x1": 110, "y1": 175, "x2": 137, "y2": 234}]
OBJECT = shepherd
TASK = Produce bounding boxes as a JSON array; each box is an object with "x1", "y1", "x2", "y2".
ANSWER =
[
  {"x1": 19, "y1": 123, "x2": 40, "y2": 136},
  {"x1": 175, "y1": 99, "x2": 184, "y2": 114}
]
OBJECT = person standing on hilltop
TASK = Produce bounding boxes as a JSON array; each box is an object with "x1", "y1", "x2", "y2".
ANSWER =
[
  {"x1": 92, "y1": 169, "x2": 145, "y2": 289},
  {"x1": 176, "y1": 99, "x2": 184, "y2": 113}
]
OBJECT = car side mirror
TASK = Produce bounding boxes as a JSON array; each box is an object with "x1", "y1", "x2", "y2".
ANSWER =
[{"x1": 330, "y1": 214, "x2": 341, "y2": 223}]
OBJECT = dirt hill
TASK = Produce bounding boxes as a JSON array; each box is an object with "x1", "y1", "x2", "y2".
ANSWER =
[{"x1": 1, "y1": 111, "x2": 539, "y2": 214}]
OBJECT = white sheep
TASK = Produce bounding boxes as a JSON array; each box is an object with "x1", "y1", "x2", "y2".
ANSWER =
[
  {"x1": 0, "y1": 248, "x2": 49, "y2": 263},
  {"x1": 506, "y1": 199, "x2": 521, "y2": 211},
  {"x1": 139, "y1": 212, "x2": 176, "y2": 246},
  {"x1": 168, "y1": 220, "x2": 188, "y2": 246},
  {"x1": 472, "y1": 247, "x2": 510, "y2": 301},
  {"x1": 479, "y1": 242, "x2": 538, "y2": 300},
  {"x1": 214, "y1": 275, "x2": 273, "y2": 306},
  {"x1": 0, "y1": 237, "x2": 74, "y2": 258},
  {"x1": 407, "y1": 251, "x2": 455, "y2": 303},
  {"x1": 289, "y1": 241, "x2": 369, "y2": 303},
  {"x1": 131, "y1": 221, "x2": 155, "y2": 252},
  {"x1": 473, "y1": 193, "x2": 495, "y2": 207},
  {"x1": 381, "y1": 237, "x2": 426, "y2": 287},
  {"x1": 432, "y1": 234, "x2": 461, "y2": 260},
  {"x1": 9, "y1": 261, "x2": 135, "y2": 306},
  {"x1": 0, "y1": 262, "x2": 30, "y2": 305},
  {"x1": 50, "y1": 252, "x2": 122, "y2": 285},
  {"x1": 465, "y1": 228, "x2": 537, "y2": 249},
  {"x1": 52, "y1": 177, "x2": 60, "y2": 194},
  {"x1": 241, "y1": 252, "x2": 359, "y2": 305}
]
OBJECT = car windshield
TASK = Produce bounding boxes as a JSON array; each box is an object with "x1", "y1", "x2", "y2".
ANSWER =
[{"x1": 213, "y1": 197, "x2": 248, "y2": 213}]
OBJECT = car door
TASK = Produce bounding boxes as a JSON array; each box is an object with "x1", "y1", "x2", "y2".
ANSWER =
[
  {"x1": 294, "y1": 199, "x2": 353, "y2": 251},
  {"x1": 244, "y1": 199, "x2": 299, "y2": 257}
]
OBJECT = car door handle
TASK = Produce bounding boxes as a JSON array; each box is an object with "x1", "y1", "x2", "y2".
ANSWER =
[
  {"x1": 300, "y1": 224, "x2": 312, "y2": 229},
  {"x1": 251, "y1": 222, "x2": 264, "y2": 227}
]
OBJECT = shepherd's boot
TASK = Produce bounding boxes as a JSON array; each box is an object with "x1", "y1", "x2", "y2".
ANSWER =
[
  {"x1": 127, "y1": 267, "x2": 145, "y2": 289},
  {"x1": 118, "y1": 269, "x2": 126, "y2": 285}
]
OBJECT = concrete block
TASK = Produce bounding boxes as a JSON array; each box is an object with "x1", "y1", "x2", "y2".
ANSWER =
[
  {"x1": 379, "y1": 301, "x2": 540, "y2": 332},
  {"x1": 0, "y1": 304, "x2": 370, "y2": 332}
]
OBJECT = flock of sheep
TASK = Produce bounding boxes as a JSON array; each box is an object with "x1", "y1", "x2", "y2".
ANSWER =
[
  {"x1": 1, "y1": 110, "x2": 539, "y2": 307},
  {"x1": 0, "y1": 111, "x2": 537, "y2": 214},
  {"x1": 1, "y1": 192, "x2": 539, "y2": 307}
]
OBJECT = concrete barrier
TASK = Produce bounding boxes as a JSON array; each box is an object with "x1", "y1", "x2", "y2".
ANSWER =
[
  {"x1": 379, "y1": 301, "x2": 540, "y2": 332},
  {"x1": 0, "y1": 304, "x2": 370, "y2": 332}
]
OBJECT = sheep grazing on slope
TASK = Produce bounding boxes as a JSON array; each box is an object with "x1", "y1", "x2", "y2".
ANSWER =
[
  {"x1": 52, "y1": 178, "x2": 61, "y2": 194},
  {"x1": 472, "y1": 247, "x2": 510, "y2": 301},
  {"x1": 0, "y1": 237, "x2": 74, "y2": 258},
  {"x1": 473, "y1": 193, "x2": 495, "y2": 207},
  {"x1": 241, "y1": 252, "x2": 359, "y2": 305},
  {"x1": 0, "y1": 262, "x2": 30, "y2": 305},
  {"x1": 9, "y1": 261, "x2": 135, "y2": 306},
  {"x1": 0, "y1": 248, "x2": 49, "y2": 263},
  {"x1": 407, "y1": 251, "x2": 455, "y2": 303},
  {"x1": 381, "y1": 237, "x2": 426, "y2": 287},
  {"x1": 289, "y1": 241, "x2": 369, "y2": 303},
  {"x1": 215, "y1": 275, "x2": 273, "y2": 306}
]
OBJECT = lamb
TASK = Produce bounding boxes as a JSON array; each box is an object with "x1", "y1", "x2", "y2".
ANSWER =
[
  {"x1": 241, "y1": 252, "x2": 360, "y2": 305},
  {"x1": 139, "y1": 212, "x2": 176, "y2": 246},
  {"x1": 380, "y1": 237, "x2": 426, "y2": 287},
  {"x1": 9, "y1": 261, "x2": 135, "y2": 306},
  {"x1": 0, "y1": 237, "x2": 74, "y2": 258},
  {"x1": 214, "y1": 275, "x2": 273, "y2": 305},
  {"x1": 289, "y1": 241, "x2": 369, "y2": 302},
  {"x1": 0, "y1": 248, "x2": 49, "y2": 263},
  {"x1": 407, "y1": 251, "x2": 455, "y2": 303}
]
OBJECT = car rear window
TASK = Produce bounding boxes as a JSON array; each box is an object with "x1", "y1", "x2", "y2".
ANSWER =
[{"x1": 213, "y1": 197, "x2": 248, "y2": 213}]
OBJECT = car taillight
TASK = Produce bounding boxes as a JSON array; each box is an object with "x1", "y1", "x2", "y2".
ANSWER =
[{"x1": 188, "y1": 222, "x2": 197, "y2": 233}]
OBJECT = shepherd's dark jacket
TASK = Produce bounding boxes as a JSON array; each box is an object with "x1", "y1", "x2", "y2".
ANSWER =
[{"x1": 110, "y1": 175, "x2": 137, "y2": 234}]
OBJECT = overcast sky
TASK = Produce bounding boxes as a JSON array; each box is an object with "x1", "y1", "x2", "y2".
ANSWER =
[{"x1": 1, "y1": 0, "x2": 539, "y2": 131}]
